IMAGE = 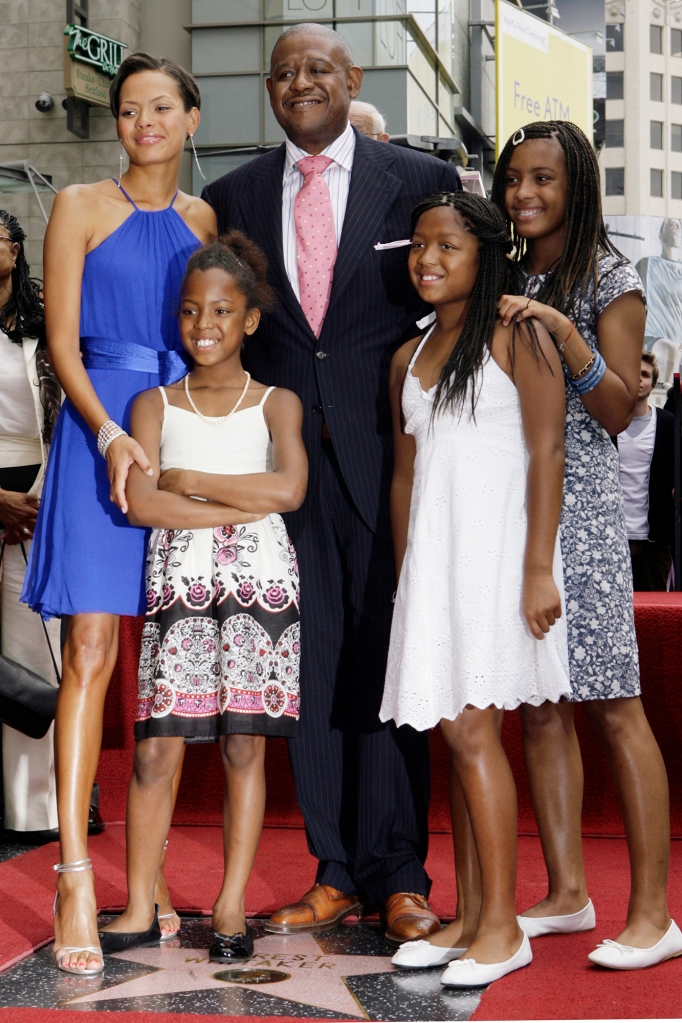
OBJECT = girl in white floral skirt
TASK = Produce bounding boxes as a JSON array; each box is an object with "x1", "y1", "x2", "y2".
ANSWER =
[{"x1": 100, "y1": 233, "x2": 307, "y2": 963}]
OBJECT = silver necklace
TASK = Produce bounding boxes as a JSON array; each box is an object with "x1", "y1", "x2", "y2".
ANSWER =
[{"x1": 184, "y1": 371, "x2": 251, "y2": 425}]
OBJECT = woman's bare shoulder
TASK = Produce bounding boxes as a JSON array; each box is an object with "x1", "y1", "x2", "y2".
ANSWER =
[
  {"x1": 54, "y1": 179, "x2": 125, "y2": 211},
  {"x1": 176, "y1": 193, "x2": 217, "y2": 243}
]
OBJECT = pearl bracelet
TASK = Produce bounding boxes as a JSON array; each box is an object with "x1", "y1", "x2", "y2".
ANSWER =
[{"x1": 97, "y1": 419, "x2": 127, "y2": 457}]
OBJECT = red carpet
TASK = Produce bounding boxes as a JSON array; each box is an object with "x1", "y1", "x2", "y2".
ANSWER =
[
  {"x1": 0, "y1": 1013, "x2": 352, "y2": 1023},
  {"x1": 98, "y1": 593, "x2": 682, "y2": 837},
  {"x1": 1, "y1": 826, "x2": 681, "y2": 1019}
]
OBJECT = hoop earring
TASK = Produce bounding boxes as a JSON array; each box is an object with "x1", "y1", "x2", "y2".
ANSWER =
[
  {"x1": 189, "y1": 133, "x2": 206, "y2": 181},
  {"x1": 117, "y1": 141, "x2": 125, "y2": 188}
]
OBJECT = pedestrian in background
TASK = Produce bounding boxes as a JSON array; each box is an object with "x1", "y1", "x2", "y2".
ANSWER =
[
  {"x1": 0, "y1": 209, "x2": 61, "y2": 836},
  {"x1": 616, "y1": 351, "x2": 673, "y2": 591}
]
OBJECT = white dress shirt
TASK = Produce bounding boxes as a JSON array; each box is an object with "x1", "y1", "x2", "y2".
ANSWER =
[
  {"x1": 282, "y1": 120, "x2": 356, "y2": 302},
  {"x1": 618, "y1": 408, "x2": 657, "y2": 540}
]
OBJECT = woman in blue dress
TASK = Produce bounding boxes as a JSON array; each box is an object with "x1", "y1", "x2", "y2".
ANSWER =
[{"x1": 22, "y1": 53, "x2": 216, "y2": 976}]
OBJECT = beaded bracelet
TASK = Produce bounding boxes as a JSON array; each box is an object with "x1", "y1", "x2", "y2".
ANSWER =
[
  {"x1": 570, "y1": 351, "x2": 606, "y2": 395},
  {"x1": 97, "y1": 419, "x2": 127, "y2": 457}
]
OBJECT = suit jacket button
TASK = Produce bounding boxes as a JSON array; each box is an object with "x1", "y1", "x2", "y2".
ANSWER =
[
  {"x1": 312, "y1": 404, "x2": 323, "y2": 414},
  {"x1": 316, "y1": 351, "x2": 328, "y2": 359}
]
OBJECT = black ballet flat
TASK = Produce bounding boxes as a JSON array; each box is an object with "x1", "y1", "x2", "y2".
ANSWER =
[
  {"x1": 209, "y1": 924, "x2": 254, "y2": 962},
  {"x1": 99, "y1": 905, "x2": 162, "y2": 954}
]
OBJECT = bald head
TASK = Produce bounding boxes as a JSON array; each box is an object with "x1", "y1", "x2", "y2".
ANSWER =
[{"x1": 271, "y1": 23, "x2": 353, "y2": 72}]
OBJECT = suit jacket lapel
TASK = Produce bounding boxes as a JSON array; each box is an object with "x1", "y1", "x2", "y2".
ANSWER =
[
  {"x1": 325, "y1": 132, "x2": 403, "y2": 318},
  {"x1": 238, "y1": 147, "x2": 316, "y2": 342}
]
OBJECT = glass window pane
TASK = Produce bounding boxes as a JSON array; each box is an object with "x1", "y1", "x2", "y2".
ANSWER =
[
  {"x1": 264, "y1": 97, "x2": 287, "y2": 144},
  {"x1": 651, "y1": 121, "x2": 663, "y2": 149},
  {"x1": 336, "y1": 0, "x2": 374, "y2": 14},
  {"x1": 651, "y1": 168, "x2": 664, "y2": 197},
  {"x1": 336, "y1": 22, "x2": 373, "y2": 67},
  {"x1": 407, "y1": 70, "x2": 437, "y2": 135},
  {"x1": 673, "y1": 29, "x2": 682, "y2": 57},
  {"x1": 605, "y1": 167, "x2": 624, "y2": 195},
  {"x1": 192, "y1": 75, "x2": 261, "y2": 146},
  {"x1": 193, "y1": 27, "x2": 260, "y2": 74},
  {"x1": 651, "y1": 73, "x2": 663, "y2": 102},
  {"x1": 651, "y1": 25, "x2": 663, "y2": 54},
  {"x1": 606, "y1": 72, "x2": 623, "y2": 99},
  {"x1": 605, "y1": 119, "x2": 624, "y2": 147},
  {"x1": 264, "y1": 0, "x2": 334, "y2": 20},
  {"x1": 194, "y1": 151, "x2": 259, "y2": 195},
  {"x1": 673, "y1": 76, "x2": 682, "y2": 104},
  {"x1": 672, "y1": 123, "x2": 682, "y2": 151},
  {"x1": 375, "y1": 19, "x2": 407, "y2": 66},
  {"x1": 606, "y1": 24, "x2": 623, "y2": 52},
  {"x1": 673, "y1": 171, "x2": 682, "y2": 200},
  {"x1": 192, "y1": 0, "x2": 260, "y2": 23}
]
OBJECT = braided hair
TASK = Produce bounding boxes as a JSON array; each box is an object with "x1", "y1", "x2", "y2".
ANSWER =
[
  {"x1": 491, "y1": 120, "x2": 623, "y2": 316},
  {"x1": 0, "y1": 210, "x2": 44, "y2": 344},
  {"x1": 181, "y1": 231, "x2": 275, "y2": 313},
  {"x1": 0, "y1": 210, "x2": 61, "y2": 446},
  {"x1": 411, "y1": 191, "x2": 539, "y2": 418}
]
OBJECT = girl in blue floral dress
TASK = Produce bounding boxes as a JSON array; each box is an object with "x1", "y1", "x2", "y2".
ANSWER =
[
  {"x1": 102, "y1": 233, "x2": 307, "y2": 962},
  {"x1": 491, "y1": 122, "x2": 678, "y2": 970}
]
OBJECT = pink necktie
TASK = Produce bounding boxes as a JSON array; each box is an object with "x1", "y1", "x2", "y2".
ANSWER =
[{"x1": 294, "y1": 156, "x2": 337, "y2": 337}]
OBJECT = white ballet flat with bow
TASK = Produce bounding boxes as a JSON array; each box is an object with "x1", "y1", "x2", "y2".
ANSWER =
[
  {"x1": 53, "y1": 858, "x2": 104, "y2": 976},
  {"x1": 518, "y1": 899, "x2": 596, "y2": 938},
  {"x1": 440, "y1": 932, "x2": 532, "y2": 987},
  {"x1": 588, "y1": 921, "x2": 682, "y2": 970},
  {"x1": 391, "y1": 939, "x2": 466, "y2": 969}
]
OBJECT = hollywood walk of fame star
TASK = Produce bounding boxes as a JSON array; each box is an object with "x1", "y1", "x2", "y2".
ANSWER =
[{"x1": 64, "y1": 931, "x2": 398, "y2": 1018}]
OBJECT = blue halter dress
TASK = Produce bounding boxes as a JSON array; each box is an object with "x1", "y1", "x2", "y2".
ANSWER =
[{"x1": 22, "y1": 184, "x2": 200, "y2": 619}]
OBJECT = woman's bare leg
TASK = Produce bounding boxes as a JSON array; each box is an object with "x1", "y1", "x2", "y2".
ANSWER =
[
  {"x1": 428, "y1": 758, "x2": 481, "y2": 949},
  {"x1": 102, "y1": 736, "x2": 185, "y2": 934},
  {"x1": 154, "y1": 746, "x2": 186, "y2": 936},
  {"x1": 212, "y1": 734, "x2": 266, "y2": 936},
  {"x1": 583, "y1": 696, "x2": 670, "y2": 947},
  {"x1": 441, "y1": 708, "x2": 522, "y2": 964},
  {"x1": 54, "y1": 613, "x2": 119, "y2": 973},
  {"x1": 519, "y1": 700, "x2": 588, "y2": 917}
]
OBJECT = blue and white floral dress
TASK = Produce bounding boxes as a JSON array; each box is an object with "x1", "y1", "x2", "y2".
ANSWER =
[
  {"x1": 523, "y1": 254, "x2": 645, "y2": 700},
  {"x1": 135, "y1": 385, "x2": 300, "y2": 741}
]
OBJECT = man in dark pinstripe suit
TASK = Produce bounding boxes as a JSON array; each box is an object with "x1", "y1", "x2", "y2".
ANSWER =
[{"x1": 202, "y1": 23, "x2": 461, "y2": 943}]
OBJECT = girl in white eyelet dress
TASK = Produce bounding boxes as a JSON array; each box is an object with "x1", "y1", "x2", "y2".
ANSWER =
[
  {"x1": 380, "y1": 319, "x2": 570, "y2": 728},
  {"x1": 381, "y1": 192, "x2": 569, "y2": 986}
]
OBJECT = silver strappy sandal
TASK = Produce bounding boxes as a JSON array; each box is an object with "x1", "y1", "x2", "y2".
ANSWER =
[
  {"x1": 53, "y1": 858, "x2": 104, "y2": 976},
  {"x1": 158, "y1": 840, "x2": 181, "y2": 941}
]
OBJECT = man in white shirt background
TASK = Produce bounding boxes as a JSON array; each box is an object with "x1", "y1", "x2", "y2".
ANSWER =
[{"x1": 617, "y1": 352, "x2": 674, "y2": 590}]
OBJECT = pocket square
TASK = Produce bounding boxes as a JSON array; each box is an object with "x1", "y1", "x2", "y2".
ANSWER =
[{"x1": 374, "y1": 239, "x2": 412, "y2": 250}]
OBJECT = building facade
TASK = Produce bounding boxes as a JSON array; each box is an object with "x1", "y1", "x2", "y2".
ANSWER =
[
  {"x1": 0, "y1": 0, "x2": 191, "y2": 278},
  {"x1": 603, "y1": 0, "x2": 682, "y2": 216},
  {"x1": 187, "y1": 1, "x2": 481, "y2": 189}
]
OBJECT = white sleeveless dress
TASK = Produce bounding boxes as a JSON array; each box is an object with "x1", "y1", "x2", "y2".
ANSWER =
[
  {"x1": 135, "y1": 385, "x2": 300, "y2": 741},
  {"x1": 380, "y1": 329, "x2": 570, "y2": 731}
]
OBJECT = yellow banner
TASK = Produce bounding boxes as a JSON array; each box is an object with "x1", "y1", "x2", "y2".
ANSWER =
[{"x1": 496, "y1": 0, "x2": 593, "y2": 157}]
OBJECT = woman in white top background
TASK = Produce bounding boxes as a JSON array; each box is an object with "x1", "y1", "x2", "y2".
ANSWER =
[{"x1": 0, "y1": 209, "x2": 62, "y2": 834}]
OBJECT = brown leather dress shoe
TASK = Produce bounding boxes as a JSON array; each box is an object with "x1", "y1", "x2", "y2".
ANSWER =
[
  {"x1": 264, "y1": 884, "x2": 362, "y2": 934},
  {"x1": 384, "y1": 892, "x2": 440, "y2": 945}
]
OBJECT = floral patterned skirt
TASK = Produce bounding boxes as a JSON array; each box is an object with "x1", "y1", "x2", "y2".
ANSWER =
[{"x1": 134, "y1": 515, "x2": 300, "y2": 741}]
